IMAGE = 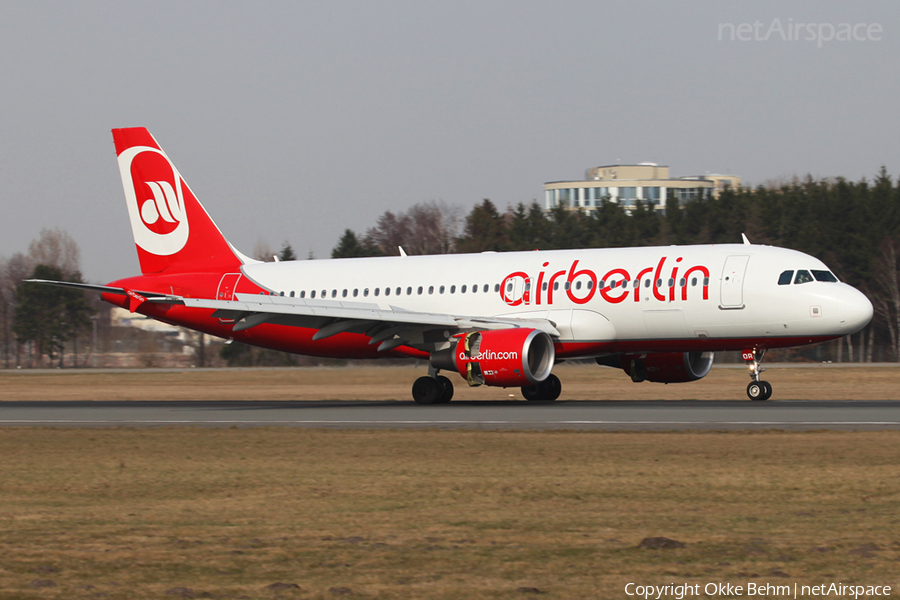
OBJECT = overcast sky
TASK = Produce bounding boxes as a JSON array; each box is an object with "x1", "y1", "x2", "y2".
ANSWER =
[{"x1": 1, "y1": 1, "x2": 897, "y2": 282}]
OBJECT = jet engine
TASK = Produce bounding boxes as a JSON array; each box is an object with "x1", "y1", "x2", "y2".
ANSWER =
[
  {"x1": 597, "y1": 351, "x2": 714, "y2": 383},
  {"x1": 431, "y1": 328, "x2": 555, "y2": 387}
]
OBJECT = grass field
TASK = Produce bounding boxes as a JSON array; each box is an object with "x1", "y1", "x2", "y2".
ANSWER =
[
  {"x1": 1, "y1": 429, "x2": 899, "y2": 599},
  {"x1": 1, "y1": 363, "x2": 900, "y2": 402},
  {"x1": 1, "y1": 367, "x2": 899, "y2": 599}
]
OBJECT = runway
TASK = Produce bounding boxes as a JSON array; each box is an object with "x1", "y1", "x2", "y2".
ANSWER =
[{"x1": 2, "y1": 399, "x2": 900, "y2": 430}]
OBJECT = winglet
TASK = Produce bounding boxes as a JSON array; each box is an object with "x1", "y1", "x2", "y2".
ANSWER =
[
  {"x1": 399, "y1": 246, "x2": 408, "y2": 257},
  {"x1": 741, "y1": 233, "x2": 751, "y2": 245}
]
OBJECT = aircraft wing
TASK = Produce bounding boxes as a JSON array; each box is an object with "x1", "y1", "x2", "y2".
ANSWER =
[
  {"x1": 26, "y1": 281, "x2": 559, "y2": 351},
  {"x1": 180, "y1": 292, "x2": 560, "y2": 351}
]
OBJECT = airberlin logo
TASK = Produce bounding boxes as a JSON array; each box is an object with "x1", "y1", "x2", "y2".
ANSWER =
[
  {"x1": 118, "y1": 145, "x2": 190, "y2": 256},
  {"x1": 459, "y1": 350, "x2": 519, "y2": 362},
  {"x1": 500, "y1": 256, "x2": 710, "y2": 306}
]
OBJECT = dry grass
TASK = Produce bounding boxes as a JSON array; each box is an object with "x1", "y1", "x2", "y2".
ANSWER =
[
  {"x1": 1, "y1": 364, "x2": 899, "y2": 402},
  {"x1": 1, "y1": 428, "x2": 900, "y2": 599}
]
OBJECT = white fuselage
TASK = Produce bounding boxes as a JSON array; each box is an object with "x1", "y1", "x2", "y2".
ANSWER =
[{"x1": 236, "y1": 243, "x2": 872, "y2": 355}]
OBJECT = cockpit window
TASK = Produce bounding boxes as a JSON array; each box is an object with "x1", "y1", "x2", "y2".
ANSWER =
[
  {"x1": 778, "y1": 270, "x2": 793, "y2": 285},
  {"x1": 811, "y1": 270, "x2": 838, "y2": 282},
  {"x1": 794, "y1": 270, "x2": 814, "y2": 284}
]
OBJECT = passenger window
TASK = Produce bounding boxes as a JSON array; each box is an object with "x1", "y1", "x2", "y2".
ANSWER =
[
  {"x1": 564, "y1": 282, "x2": 570, "y2": 290},
  {"x1": 811, "y1": 270, "x2": 838, "y2": 282},
  {"x1": 353, "y1": 289, "x2": 358, "y2": 297},
  {"x1": 691, "y1": 278, "x2": 697, "y2": 286},
  {"x1": 311, "y1": 290, "x2": 316, "y2": 298},
  {"x1": 331, "y1": 290, "x2": 337, "y2": 298},
  {"x1": 587, "y1": 280, "x2": 593, "y2": 290},
  {"x1": 439, "y1": 285, "x2": 445, "y2": 294},
  {"x1": 363, "y1": 288, "x2": 369, "y2": 297},
  {"x1": 679, "y1": 278, "x2": 686, "y2": 286},
  {"x1": 289, "y1": 291, "x2": 295, "y2": 298},
  {"x1": 417, "y1": 286, "x2": 423, "y2": 295},
  {"x1": 507, "y1": 282, "x2": 513, "y2": 292},
  {"x1": 484, "y1": 284, "x2": 489, "y2": 293},
  {"x1": 375, "y1": 288, "x2": 381, "y2": 296},
  {"x1": 542, "y1": 282, "x2": 548, "y2": 291},
  {"x1": 794, "y1": 270, "x2": 814, "y2": 284},
  {"x1": 342, "y1": 289, "x2": 347, "y2": 298},
  {"x1": 493, "y1": 284, "x2": 499, "y2": 292},
  {"x1": 396, "y1": 287, "x2": 401, "y2": 296},
  {"x1": 472, "y1": 284, "x2": 478, "y2": 293},
  {"x1": 598, "y1": 280, "x2": 605, "y2": 288},
  {"x1": 778, "y1": 270, "x2": 794, "y2": 285},
  {"x1": 429, "y1": 286, "x2": 434, "y2": 295},
  {"x1": 575, "y1": 281, "x2": 582, "y2": 290},
  {"x1": 553, "y1": 282, "x2": 559, "y2": 291},
  {"x1": 656, "y1": 279, "x2": 662, "y2": 288},
  {"x1": 461, "y1": 285, "x2": 467, "y2": 293},
  {"x1": 406, "y1": 287, "x2": 412, "y2": 295},
  {"x1": 668, "y1": 278, "x2": 674, "y2": 287},
  {"x1": 384, "y1": 287, "x2": 390, "y2": 296},
  {"x1": 321, "y1": 290, "x2": 326, "y2": 298},
  {"x1": 703, "y1": 277, "x2": 709, "y2": 286},
  {"x1": 450, "y1": 285, "x2": 456, "y2": 293}
]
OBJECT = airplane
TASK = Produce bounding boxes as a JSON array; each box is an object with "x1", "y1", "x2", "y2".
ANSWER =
[{"x1": 31, "y1": 128, "x2": 874, "y2": 403}]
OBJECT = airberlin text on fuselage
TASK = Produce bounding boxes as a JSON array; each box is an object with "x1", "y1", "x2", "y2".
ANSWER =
[{"x1": 500, "y1": 256, "x2": 710, "y2": 307}]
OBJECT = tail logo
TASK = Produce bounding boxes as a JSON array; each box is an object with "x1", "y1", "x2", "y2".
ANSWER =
[{"x1": 118, "y1": 145, "x2": 190, "y2": 256}]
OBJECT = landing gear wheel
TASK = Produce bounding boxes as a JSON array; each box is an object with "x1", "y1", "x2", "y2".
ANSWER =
[
  {"x1": 436, "y1": 375, "x2": 454, "y2": 404},
  {"x1": 747, "y1": 381, "x2": 772, "y2": 401},
  {"x1": 521, "y1": 384, "x2": 542, "y2": 401},
  {"x1": 541, "y1": 374, "x2": 562, "y2": 401},
  {"x1": 412, "y1": 376, "x2": 443, "y2": 405},
  {"x1": 522, "y1": 374, "x2": 562, "y2": 402}
]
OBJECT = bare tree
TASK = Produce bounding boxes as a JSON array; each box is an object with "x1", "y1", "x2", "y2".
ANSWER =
[
  {"x1": 4, "y1": 253, "x2": 32, "y2": 367},
  {"x1": 0, "y1": 257, "x2": 10, "y2": 368},
  {"x1": 253, "y1": 238, "x2": 275, "y2": 262},
  {"x1": 28, "y1": 227, "x2": 80, "y2": 276},
  {"x1": 364, "y1": 201, "x2": 460, "y2": 256}
]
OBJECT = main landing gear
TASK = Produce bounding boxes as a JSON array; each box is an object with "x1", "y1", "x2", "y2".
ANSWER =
[
  {"x1": 743, "y1": 348, "x2": 772, "y2": 401},
  {"x1": 521, "y1": 374, "x2": 562, "y2": 402},
  {"x1": 411, "y1": 369, "x2": 562, "y2": 404},
  {"x1": 412, "y1": 368, "x2": 454, "y2": 405}
]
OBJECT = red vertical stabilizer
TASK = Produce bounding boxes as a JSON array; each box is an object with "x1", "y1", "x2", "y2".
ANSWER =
[{"x1": 112, "y1": 127, "x2": 244, "y2": 275}]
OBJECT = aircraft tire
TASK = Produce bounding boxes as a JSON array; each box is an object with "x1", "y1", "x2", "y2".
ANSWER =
[
  {"x1": 521, "y1": 384, "x2": 542, "y2": 401},
  {"x1": 747, "y1": 381, "x2": 768, "y2": 401},
  {"x1": 541, "y1": 374, "x2": 562, "y2": 401},
  {"x1": 522, "y1": 374, "x2": 561, "y2": 402},
  {"x1": 412, "y1": 376, "x2": 443, "y2": 405},
  {"x1": 760, "y1": 381, "x2": 773, "y2": 401},
  {"x1": 436, "y1": 375, "x2": 454, "y2": 404}
]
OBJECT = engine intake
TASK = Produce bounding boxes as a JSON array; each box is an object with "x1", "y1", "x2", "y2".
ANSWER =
[{"x1": 431, "y1": 328, "x2": 555, "y2": 387}]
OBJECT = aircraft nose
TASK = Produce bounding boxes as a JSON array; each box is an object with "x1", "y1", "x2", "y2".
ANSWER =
[{"x1": 838, "y1": 286, "x2": 873, "y2": 332}]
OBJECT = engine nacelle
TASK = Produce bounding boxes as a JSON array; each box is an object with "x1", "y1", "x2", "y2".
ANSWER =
[
  {"x1": 431, "y1": 328, "x2": 555, "y2": 387},
  {"x1": 598, "y1": 351, "x2": 714, "y2": 383}
]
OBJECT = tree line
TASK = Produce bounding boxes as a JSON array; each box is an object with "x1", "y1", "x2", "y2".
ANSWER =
[
  {"x1": 332, "y1": 170, "x2": 900, "y2": 361},
  {"x1": 0, "y1": 229, "x2": 93, "y2": 368}
]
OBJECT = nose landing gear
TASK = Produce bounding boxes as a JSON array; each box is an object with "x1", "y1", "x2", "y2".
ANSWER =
[{"x1": 743, "y1": 348, "x2": 772, "y2": 401}]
